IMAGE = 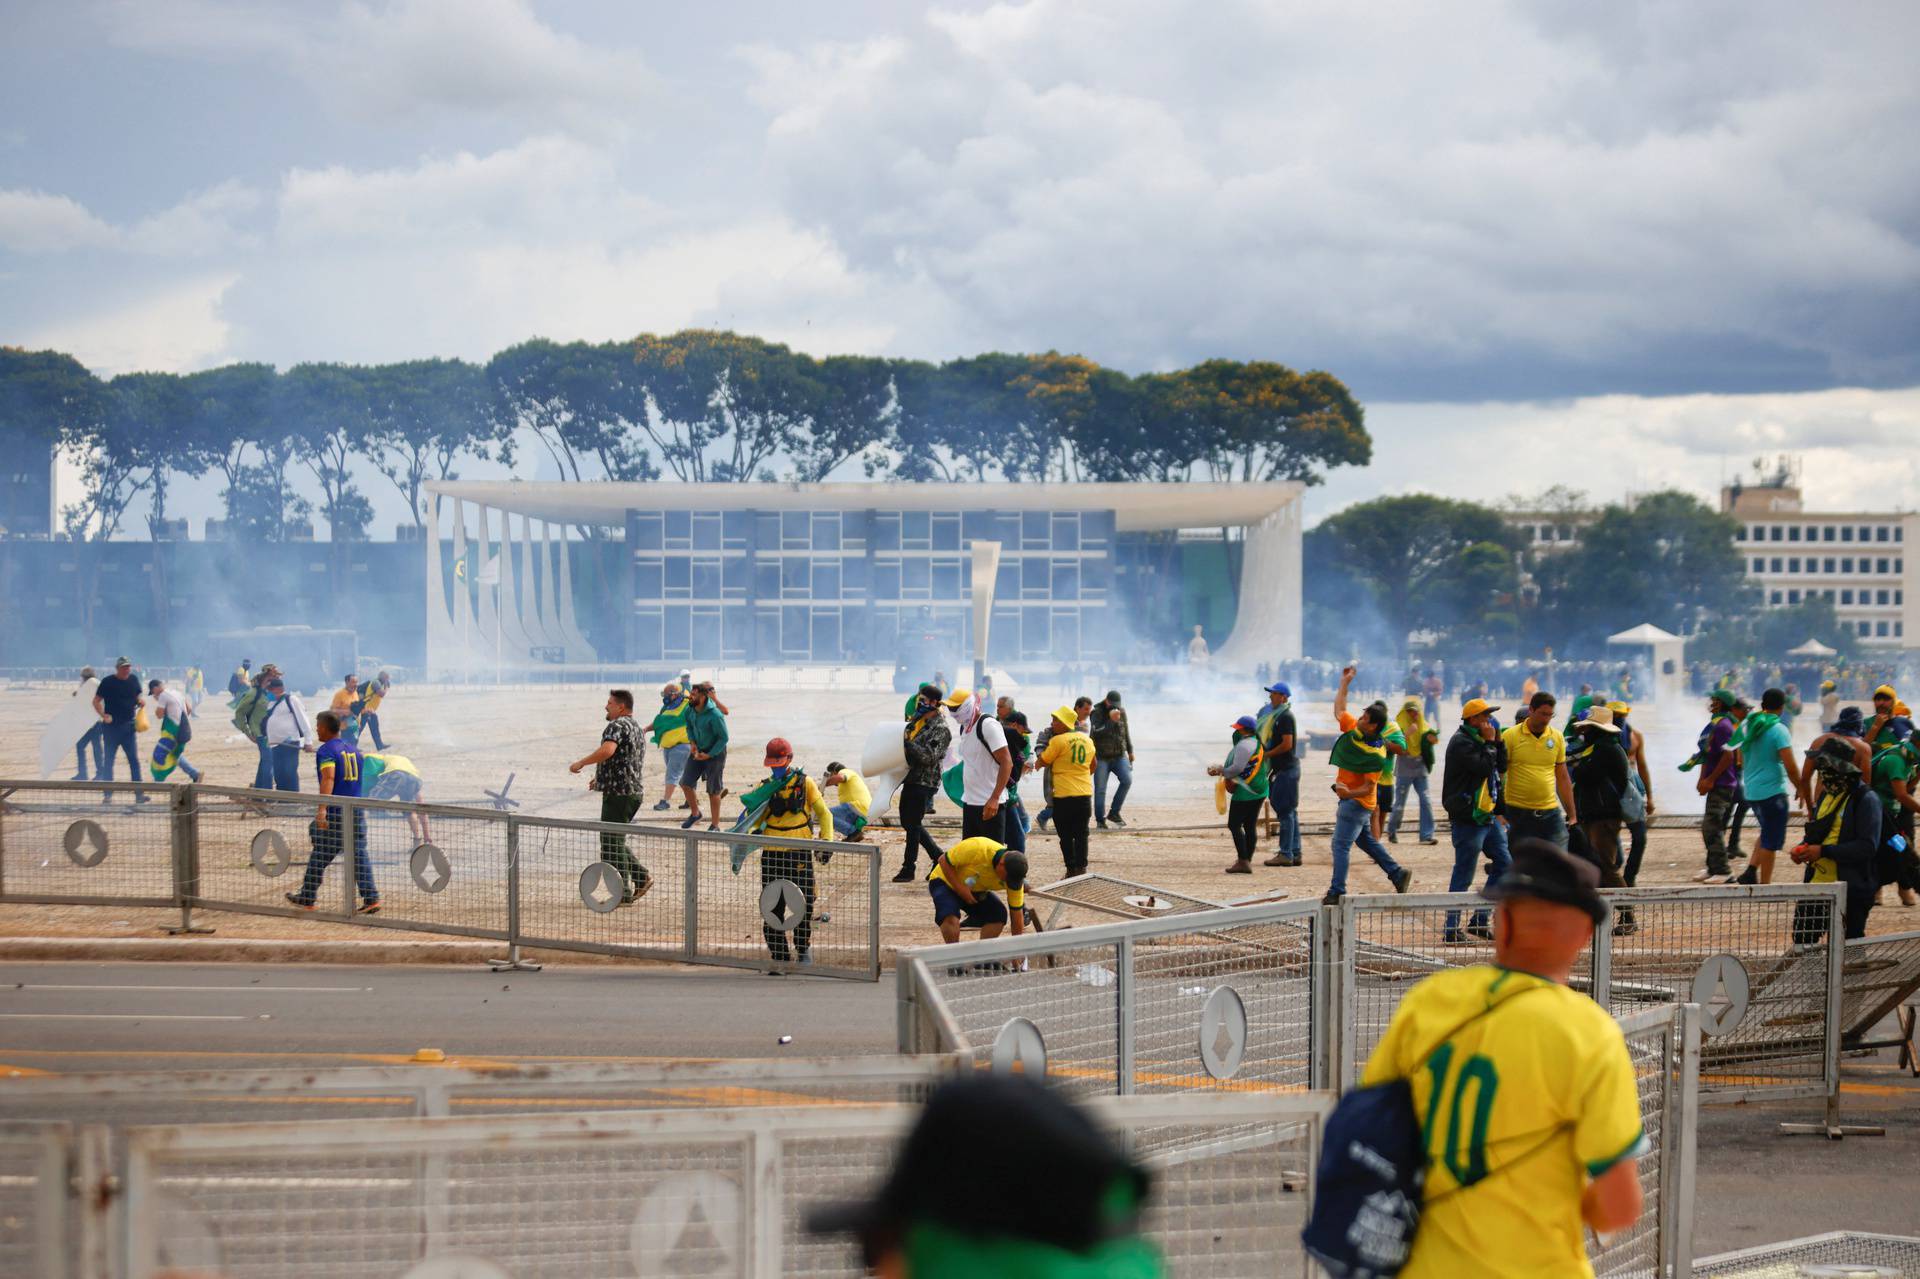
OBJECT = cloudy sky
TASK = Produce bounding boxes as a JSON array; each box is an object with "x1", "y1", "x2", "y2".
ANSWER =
[{"x1": 4, "y1": 0, "x2": 1918, "y2": 525}]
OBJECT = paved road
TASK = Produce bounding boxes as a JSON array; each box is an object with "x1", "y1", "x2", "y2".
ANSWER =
[
  {"x1": 0, "y1": 961, "x2": 900, "y2": 1071},
  {"x1": 0, "y1": 961, "x2": 1913, "y2": 1258}
]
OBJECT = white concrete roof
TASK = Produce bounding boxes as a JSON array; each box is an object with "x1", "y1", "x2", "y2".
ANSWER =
[{"x1": 425, "y1": 480, "x2": 1303, "y2": 532}]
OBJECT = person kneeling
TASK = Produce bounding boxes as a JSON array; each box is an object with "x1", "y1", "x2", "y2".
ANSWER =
[{"x1": 929, "y1": 837, "x2": 1027, "y2": 944}]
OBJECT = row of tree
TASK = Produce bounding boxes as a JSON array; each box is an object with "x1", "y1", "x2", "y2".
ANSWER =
[
  {"x1": 1, "y1": 333, "x2": 1372, "y2": 542},
  {"x1": 1305, "y1": 489, "x2": 1857, "y2": 658}
]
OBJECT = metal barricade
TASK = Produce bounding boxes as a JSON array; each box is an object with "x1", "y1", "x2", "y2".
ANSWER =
[
  {"x1": 1594, "y1": 1003, "x2": 1700, "y2": 1279},
  {"x1": 116, "y1": 1093, "x2": 1329, "y2": 1279},
  {"x1": 0, "y1": 1122, "x2": 70, "y2": 1279},
  {"x1": 1838, "y1": 928, "x2": 1920, "y2": 1065},
  {"x1": 0, "y1": 780, "x2": 180, "y2": 910},
  {"x1": 1693, "y1": 1231, "x2": 1920, "y2": 1277},
  {"x1": 898, "y1": 897, "x2": 1329, "y2": 1097},
  {"x1": 1027, "y1": 871, "x2": 1230, "y2": 929}
]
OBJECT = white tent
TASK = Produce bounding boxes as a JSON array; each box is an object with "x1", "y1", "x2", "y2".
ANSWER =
[
  {"x1": 1787, "y1": 638, "x2": 1838, "y2": 658},
  {"x1": 1607, "y1": 623, "x2": 1687, "y2": 707}
]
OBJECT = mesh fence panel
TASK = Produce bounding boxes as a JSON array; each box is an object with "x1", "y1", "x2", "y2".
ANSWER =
[
  {"x1": 1590, "y1": 1012, "x2": 1674, "y2": 1279},
  {"x1": 777, "y1": 1134, "x2": 891, "y2": 1278},
  {"x1": 1129, "y1": 916, "x2": 1318, "y2": 1095},
  {"x1": 1602, "y1": 886, "x2": 1838, "y2": 1092},
  {"x1": 1139, "y1": 1119, "x2": 1316, "y2": 1278},
  {"x1": 190, "y1": 787, "x2": 344, "y2": 918},
  {"x1": 344, "y1": 795, "x2": 511, "y2": 938},
  {"x1": 1838, "y1": 929, "x2": 1920, "y2": 1046},
  {"x1": 1028, "y1": 872, "x2": 1226, "y2": 930},
  {"x1": 512, "y1": 813, "x2": 695, "y2": 962},
  {"x1": 1693, "y1": 1231, "x2": 1920, "y2": 1278},
  {"x1": 0, "y1": 781, "x2": 177, "y2": 906}
]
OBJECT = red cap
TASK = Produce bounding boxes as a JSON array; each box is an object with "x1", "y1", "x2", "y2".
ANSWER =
[{"x1": 764, "y1": 737, "x2": 794, "y2": 766}]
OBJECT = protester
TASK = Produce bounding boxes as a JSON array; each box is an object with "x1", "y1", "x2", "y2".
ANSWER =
[
  {"x1": 1387, "y1": 697, "x2": 1439, "y2": 845},
  {"x1": 284, "y1": 711, "x2": 380, "y2": 914},
  {"x1": 70, "y1": 666, "x2": 105, "y2": 781},
  {"x1": 1371, "y1": 703, "x2": 1410, "y2": 842},
  {"x1": 998, "y1": 708, "x2": 1033, "y2": 856},
  {"x1": 1819, "y1": 679, "x2": 1841, "y2": 727},
  {"x1": 648, "y1": 682, "x2": 693, "y2": 812},
  {"x1": 1866, "y1": 727, "x2": 1920, "y2": 908},
  {"x1": 736, "y1": 737, "x2": 832, "y2": 969},
  {"x1": 808, "y1": 1074, "x2": 1160, "y2": 1278},
  {"x1": 1569, "y1": 706, "x2": 1634, "y2": 933},
  {"x1": 227, "y1": 658, "x2": 252, "y2": 698},
  {"x1": 1253, "y1": 680, "x2": 1302, "y2": 868},
  {"x1": 148, "y1": 677, "x2": 202, "y2": 783},
  {"x1": 1213, "y1": 714, "x2": 1269, "y2": 874},
  {"x1": 1868, "y1": 684, "x2": 1905, "y2": 749},
  {"x1": 678, "y1": 681, "x2": 729, "y2": 832},
  {"x1": 1440, "y1": 697, "x2": 1509, "y2": 943},
  {"x1": 1733, "y1": 688, "x2": 1804, "y2": 885},
  {"x1": 927, "y1": 837, "x2": 1028, "y2": 944},
  {"x1": 1790, "y1": 739, "x2": 1885, "y2": 940},
  {"x1": 1355, "y1": 841, "x2": 1644, "y2": 1278},
  {"x1": 358, "y1": 671, "x2": 392, "y2": 750},
  {"x1": 1038, "y1": 705, "x2": 1096, "y2": 876},
  {"x1": 895, "y1": 683, "x2": 952, "y2": 882},
  {"x1": 329, "y1": 673, "x2": 359, "y2": 717},
  {"x1": 1501, "y1": 691, "x2": 1575, "y2": 847},
  {"x1": 822, "y1": 761, "x2": 872, "y2": 842},
  {"x1": 568, "y1": 689, "x2": 650, "y2": 905},
  {"x1": 1324, "y1": 666, "x2": 1414, "y2": 905},
  {"x1": 230, "y1": 666, "x2": 276, "y2": 789},
  {"x1": 261, "y1": 674, "x2": 311, "y2": 793},
  {"x1": 91, "y1": 656, "x2": 147, "y2": 802},
  {"x1": 1422, "y1": 668, "x2": 1443, "y2": 726},
  {"x1": 951, "y1": 688, "x2": 1012, "y2": 843},
  {"x1": 1034, "y1": 696, "x2": 1092, "y2": 833},
  {"x1": 1612, "y1": 701, "x2": 1653, "y2": 885},
  {"x1": 1089, "y1": 689, "x2": 1134, "y2": 829},
  {"x1": 362, "y1": 751, "x2": 430, "y2": 843}
]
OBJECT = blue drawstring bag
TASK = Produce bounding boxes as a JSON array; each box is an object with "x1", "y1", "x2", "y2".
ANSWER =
[{"x1": 1301, "y1": 1077, "x2": 1425, "y2": 1277}]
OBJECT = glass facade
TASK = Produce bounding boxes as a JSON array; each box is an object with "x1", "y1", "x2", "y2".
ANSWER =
[{"x1": 624, "y1": 506, "x2": 1119, "y2": 663}]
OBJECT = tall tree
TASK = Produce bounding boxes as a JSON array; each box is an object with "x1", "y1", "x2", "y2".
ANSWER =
[
  {"x1": 280, "y1": 363, "x2": 373, "y2": 540},
  {"x1": 1533, "y1": 491, "x2": 1752, "y2": 649},
  {"x1": 1310, "y1": 495, "x2": 1519, "y2": 659},
  {"x1": 1160, "y1": 361, "x2": 1372, "y2": 484},
  {"x1": 630, "y1": 330, "x2": 819, "y2": 481},
  {"x1": 487, "y1": 339, "x2": 652, "y2": 487},
  {"x1": 366, "y1": 358, "x2": 493, "y2": 529},
  {"x1": 0, "y1": 348, "x2": 106, "y2": 535},
  {"x1": 793, "y1": 354, "x2": 891, "y2": 480},
  {"x1": 181, "y1": 363, "x2": 277, "y2": 510}
]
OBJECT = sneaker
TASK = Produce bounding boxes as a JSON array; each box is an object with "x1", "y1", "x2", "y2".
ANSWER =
[
  {"x1": 1902, "y1": 888, "x2": 1918, "y2": 908},
  {"x1": 1391, "y1": 868, "x2": 1415, "y2": 894},
  {"x1": 798, "y1": 953, "x2": 814, "y2": 966},
  {"x1": 1701, "y1": 873, "x2": 1732, "y2": 884},
  {"x1": 652, "y1": 800, "x2": 671, "y2": 812},
  {"x1": 134, "y1": 794, "x2": 152, "y2": 804},
  {"x1": 285, "y1": 893, "x2": 315, "y2": 910},
  {"x1": 631, "y1": 873, "x2": 654, "y2": 902},
  {"x1": 1690, "y1": 868, "x2": 1714, "y2": 882},
  {"x1": 1097, "y1": 820, "x2": 1109, "y2": 831},
  {"x1": 1036, "y1": 815, "x2": 1051, "y2": 832},
  {"x1": 1612, "y1": 918, "x2": 1639, "y2": 937},
  {"x1": 842, "y1": 827, "x2": 866, "y2": 843},
  {"x1": 1464, "y1": 920, "x2": 1496, "y2": 942},
  {"x1": 1734, "y1": 866, "x2": 1759, "y2": 886},
  {"x1": 890, "y1": 867, "x2": 917, "y2": 884},
  {"x1": 1387, "y1": 832, "x2": 1399, "y2": 844},
  {"x1": 1109, "y1": 814, "x2": 1127, "y2": 828},
  {"x1": 680, "y1": 813, "x2": 700, "y2": 830},
  {"x1": 356, "y1": 900, "x2": 382, "y2": 915},
  {"x1": 707, "y1": 823, "x2": 720, "y2": 832},
  {"x1": 1224, "y1": 860, "x2": 1253, "y2": 874},
  {"x1": 1262, "y1": 854, "x2": 1294, "y2": 867},
  {"x1": 1321, "y1": 890, "x2": 1345, "y2": 906},
  {"x1": 765, "y1": 968, "x2": 787, "y2": 977},
  {"x1": 1419, "y1": 837, "x2": 1440, "y2": 846}
]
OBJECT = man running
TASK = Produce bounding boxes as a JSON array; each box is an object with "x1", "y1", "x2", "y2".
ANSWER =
[
  {"x1": 895, "y1": 684, "x2": 952, "y2": 882},
  {"x1": 568, "y1": 689, "x2": 650, "y2": 905},
  {"x1": 1358, "y1": 841, "x2": 1644, "y2": 1277},
  {"x1": 1324, "y1": 665, "x2": 1413, "y2": 905},
  {"x1": 648, "y1": 681, "x2": 693, "y2": 812},
  {"x1": 678, "y1": 681, "x2": 729, "y2": 832},
  {"x1": 285, "y1": 711, "x2": 379, "y2": 914},
  {"x1": 147, "y1": 677, "x2": 203, "y2": 783}
]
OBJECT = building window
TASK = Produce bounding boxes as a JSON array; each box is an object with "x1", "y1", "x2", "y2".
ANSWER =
[
  {"x1": 1752, "y1": 558, "x2": 1765, "y2": 573},
  {"x1": 1861, "y1": 526, "x2": 1875, "y2": 542},
  {"x1": 633, "y1": 557, "x2": 664, "y2": 599},
  {"x1": 1877, "y1": 621, "x2": 1890, "y2": 637},
  {"x1": 931, "y1": 513, "x2": 960, "y2": 551},
  {"x1": 811, "y1": 513, "x2": 841, "y2": 551},
  {"x1": 1877, "y1": 526, "x2": 1891, "y2": 542},
  {"x1": 781, "y1": 557, "x2": 808, "y2": 598},
  {"x1": 1898, "y1": 560, "x2": 1906, "y2": 575},
  {"x1": 1842, "y1": 558, "x2": 1853, "y2": 573},
  {"x1": 1896, "y1": 526, "x2": 1904, "y2": 542},
  {"x1": 1788, "y1": 589, "x2": 1801, "y2": 604},
  {"x1": 872, "y1": 559, "x2": 901, "y2": 601},
  {"x1": 691, "y1": 558, "x2": 721, "y2": 598},
  {"x1": 902, "y1": 557, "x2": 931, "y2": 598},
  {"x1": 902, "y1": 511, "x2": 930, "y2": 549},
  {"x1": 1770, "y1": 526, "x2": 1783, "y2": 542},
  {"x1": 1824, "y1": 558, "x2": 1836, "y2": 573},
  {"x1": 1842, "y1": 527, "x2": 1854, "y2": 542},
  {"x1": 810, "y1": 562, "x2": 841, "y2": 601},
  {"x1": 1823, "y1": 526, "x2": 1836, "y2": 542},
  {"x1": 1770, "y1": 558, "x2": 1783, "y2": 573},
  {"x1": 1879, "y1": 558, "x2": 1891, "y2": 574},
  {"x1": 664, "y1": 556, "x2": 691, "y2": 599},
  {"x1": 1788, "y1": 526, "x2": 1801, "y2": 542},
  {"x1": 1789, "y1": 558, "x2": 1801, "y2": 573},
  {"x1": 1749, "y1": 525, "x2": 1762, "y2": 541},
  {"x1": 1842, "y1": 589, "x2": 1855, "y2": 605},
  {"x1": 931, "y1": 558, "x2": 962, "y2": 599},
  {"x1": 1859, "y1": 620, "x2": 1872, "y2": 636},
  {"x1": 1051, "y1": 513, "x2": 1081, "y2": 551},
  {"x1": 1734, "y1": 526, "x2": 1746, "y2": 542},
  {"x1": 692, "y1": 512, "x2": 721, "y2": 551},
  {"x1": 1898, "y1": 622, "x2": 1906, "y2": 638},
  {"x1": 1770, "y1": 590, "x2": 1783, "y2": 605},
  {"x1": 1877, "y1": 589, "x2": 1890, "y2": 606},
  {"x1": 1898, "y1": 590, "x2": 1905, "y2": 606}
]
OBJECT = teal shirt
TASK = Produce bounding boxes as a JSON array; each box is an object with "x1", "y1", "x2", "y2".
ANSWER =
[
  {"x1": 1740, "y1": 721, "x2": 1793, "y2": 801},
  {"x1": 686, "y1": 703, "x2": 729, "y2": 754}
]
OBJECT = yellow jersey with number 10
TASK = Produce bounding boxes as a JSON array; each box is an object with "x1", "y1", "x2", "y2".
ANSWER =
[
  {"x1": 1039, "y1": 731, "x2": 1095, "y2": 797},
  {"x1": 1360, "y1": 965, "x2": 1644, "y2": 1279}
]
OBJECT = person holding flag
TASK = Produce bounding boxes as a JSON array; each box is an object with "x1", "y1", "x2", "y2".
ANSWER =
[
  {"x1": 732, "y1": 738, "x2": 834, "y2": 969},
  {"x1": 1213, "y1": 714, "x2": 1268, "y2": 875},
  {"x1": 146, "y1": 678, "x2": 202, "y2": 784},
  {"x1": 648, "y1": 681, "x2": 694, "y2": 812},
  {"x1": 1324, "y1": 665, "x2": 1414, "y2": 905},
  {"x1": 1441, "y1": 697, "x2": 1510, "y2": 941}
]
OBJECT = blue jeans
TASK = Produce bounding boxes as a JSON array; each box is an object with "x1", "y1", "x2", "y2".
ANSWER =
[
  {"x1": 1329, "y1": 798, "x2": 1403, "y2": 896},
  {"x1": 830, "y1": 801, "x2": 865, "y2": 839},
  {"x1": 1267, "y1": 765, "x2": 1301, "y2": 861},
  {"x1": 1094, "y1": 757, "x2": 1132, "y2": 822},
  {"x1": 1445, "y1": 819, "x2": 1512, "y2": 934},
  {"x1": 252, "y1": 736, "x2": 273, "y2": 788},
  {"x1": 1001, "y1": 798, "x2": 1029, "y2": 853},
  {"x1": 73, "y1": 722, "x2": 106, "y2": 779},
  {"x1": 1388, "y1": 773, "x2": 1434, "y2": 841},
  {"x1": 293, "y1": 811, "x2": 376, "y2": 906},
  {"x1": 271, "y1": 744, "x2": 303, "y2": 792},
  {"x1": 1505, "y1": 806, "x2": 1567, "y2": 848},
  {"x1": 661, "y1": 743, "x2": 692, "y2": 788},
  {"x1": 99, "y1": 723, "x2": 139, "y2": 786}
]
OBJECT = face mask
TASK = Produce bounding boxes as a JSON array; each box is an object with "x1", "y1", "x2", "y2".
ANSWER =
[{"x1": 771, "y1": 765, "x2": 791, "y2": 780}]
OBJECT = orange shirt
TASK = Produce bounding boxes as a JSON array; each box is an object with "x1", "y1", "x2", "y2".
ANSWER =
[{"x1": 1335, "y1": 711, "x2": 1379, "y2": 810}]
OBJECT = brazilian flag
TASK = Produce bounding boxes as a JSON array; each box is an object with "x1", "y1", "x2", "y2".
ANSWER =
[
  {"x1": 149, "y1": 715, "x2": 184, "y2": 781},
  {"x1": 1328, "y1": 727, "x2": 1387, "y2": 777}
]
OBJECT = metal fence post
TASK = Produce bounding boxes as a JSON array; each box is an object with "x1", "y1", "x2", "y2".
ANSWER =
[
  {"x1": 164, "y1": 783, "x2": 212, "y2": 935},
  {"x1": 1336, "y1": 900, "x2": 1358, "y2": 1086},
  {"x1": 490, "y1": 815, "x2": 540, "y2": 972},
  {"x1": 340, "y1": 794, "x2": 358, "y2": 917},
  {"x1": 1671, "y1": 1003, "x2": 1701, "y2": 1276},
  {"x1": 1314, "y1": 903, "x2": 1339, "y2": 1090},
  {"x1": 76, "y1": 1124, "x2": 114, "y2": 1279},
  {"x1": 751, "y1": 1122, "x2": 782, "y2": 1279},
  {"x1": 1590, "y1": 914, "x2": 1612, "y2": 1010},
  {"x1": 684, "y1": 833, "x2": 700, "y2": 962},
  {"x1": 1116, "y1": 937, "x2": 1136, "y2": 1095},
  {"x1": 868, "y1": 845, "x2": 882, "y2": 980},
  {"x1": 896, "y1": 954, "x2": 920, "y2": 1054}
]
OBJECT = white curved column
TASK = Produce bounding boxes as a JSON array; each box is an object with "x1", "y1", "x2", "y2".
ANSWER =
[{"x1": 1213, "y1": 495, "x2": 1304, "y2": 668}]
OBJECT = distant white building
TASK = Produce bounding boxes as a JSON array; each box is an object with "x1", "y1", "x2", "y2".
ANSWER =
[{"x1": 1723, "y1": 477, "x2": 1916, "y2": 650}]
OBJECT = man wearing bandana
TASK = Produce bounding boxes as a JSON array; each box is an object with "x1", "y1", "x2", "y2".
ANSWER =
[{"x1": 1789, "y1": 739, "x2": 1884, "y2": 941}]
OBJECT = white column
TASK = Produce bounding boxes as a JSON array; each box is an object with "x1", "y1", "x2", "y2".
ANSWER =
[{"x1": 1213, "y1": 494, "x2": 1305, "y2": 668}]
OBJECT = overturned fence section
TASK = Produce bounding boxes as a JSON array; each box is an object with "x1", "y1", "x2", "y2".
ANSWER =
[
  {"x1": 0, "y1": 778, "x2": 882, "y2": 980},
  {"x1": 898, "y1": 897, "x2": 1329, "y2": 1098},
  {"x1": 1837, "y1": 928, "x2": 1920, "y2": 1063},
  {"x1": 114, "y1": 1093, "x2": 1328, "y2": 1279}
]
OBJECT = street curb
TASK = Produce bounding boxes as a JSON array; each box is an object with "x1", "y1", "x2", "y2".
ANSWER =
[{"x1": 0, "y1": 936, "x2": 915, "y2": 971}]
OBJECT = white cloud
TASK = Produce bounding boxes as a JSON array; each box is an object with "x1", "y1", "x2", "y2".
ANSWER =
[
  {"x1": 21, "y1": 273, "x2": 239, "y2": 375},
  {"x1": 0, "y1": 182, "x2": 259, "y2": 257},
  {"x1": 0, "y1": 190, "x2": 120, "y2": 253}
]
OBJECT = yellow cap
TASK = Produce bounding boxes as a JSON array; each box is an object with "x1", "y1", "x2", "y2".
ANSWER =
[
  {"x1": 1052, "y1": 705, "x2": 1077, "y2": 729},
  {"x1": 944, "y1": 687, "x2": 972, "y2": 708},
  {"x1": 1607, "y1": 700, "x2": 1630, "y2": 716}
]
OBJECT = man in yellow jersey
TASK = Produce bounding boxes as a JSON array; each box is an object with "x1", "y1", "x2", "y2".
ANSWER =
[
  {"x1": 1361, "y1": 840, "x2": 1643, "y2": 1277},
  {"x1": 928, "y1": 837, "x2": 1028, "y2": 944},
  {"x1": 363, "y1": 751, "x2": 429, "y2": 843},
  {"x1": 1037, "y1": 706, "x2": 1095, "y2": 876},
  {"x1": 358, "y1": 671, "x2": 391, "y2": 750},
  {"x1": 822, "y1": 762, "x2": 872, "y2": 841},
  {"x1": 1502, "y1": 690, "x2": 1577, "y2": 847},
  {"x1": 330, "y1": 673, "x2": 359, "y2": 716},
  {"x1": 743, "y1": 737, "x2": 834, "y2": 969}
]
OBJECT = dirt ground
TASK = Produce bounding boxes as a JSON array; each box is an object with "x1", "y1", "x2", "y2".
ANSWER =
[{"x1": 2, "y1": 678, "x2": 1913, "y2": 959}]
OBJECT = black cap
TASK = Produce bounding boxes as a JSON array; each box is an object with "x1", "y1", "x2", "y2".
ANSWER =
[
  {"x1": 1482, "y1": 838, "x2": 1609, "y2": 925},
  {"x1": 1811, "y1": 738, "x2": 1862, "y2": 777},
  {"x1": 807, "y1": 1075, "x2": 1149, "y2": 1259},
  {"x1": 1104, "y1": 690, "x2": 1122, "y2": 705},
  {"x1": 916, "y1": 683, "x2": 942, "y2": 703}
]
